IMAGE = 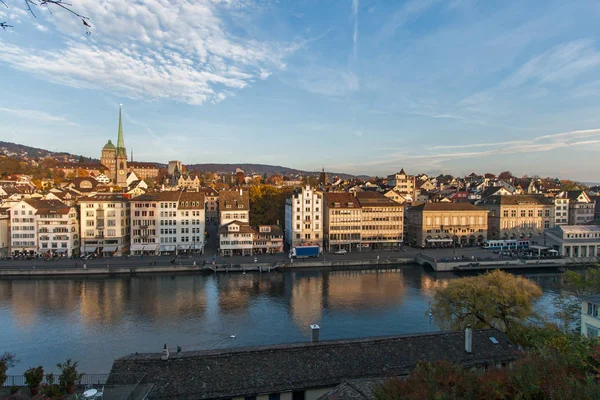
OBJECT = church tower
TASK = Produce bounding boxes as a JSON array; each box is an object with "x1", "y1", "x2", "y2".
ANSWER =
[
  {"x1": 101, "y1": 139, "x2": 116, "y2": 182},
  {"x1": 115, "y1": 106, "x2": 128, "y2": 187}
]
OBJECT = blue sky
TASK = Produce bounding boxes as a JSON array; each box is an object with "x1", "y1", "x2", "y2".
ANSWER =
[{"x1": 1, "y1": 0, "x2": 600, "y2": 181}]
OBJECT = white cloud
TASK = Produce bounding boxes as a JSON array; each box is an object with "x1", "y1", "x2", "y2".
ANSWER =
[
  {"x1": 0, "y1": 0, "x2": 298, "y2": 105},
  {"x1": 34, "y1": 23, "x2": 48, "y2": 32},
  {"x1": 0, "y1": 106, "x2": 79, "y2": 126}
]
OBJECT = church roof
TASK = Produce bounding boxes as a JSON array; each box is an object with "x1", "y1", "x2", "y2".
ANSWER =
[{"x1": 103, "y1": 139, "x2": 116, "y2": 150}]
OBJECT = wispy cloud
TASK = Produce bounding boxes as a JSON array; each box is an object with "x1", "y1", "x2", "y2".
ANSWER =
[
  {"x1": 460, "y1": 39, "x2": 600, "y2": 110},
  {"x1": 501, "y1": 39, "x2": 600, "y2": 88},
  {"x1": 0, "y1": 0, "x2": 299, "y2": 105},
  {"x1": 352, "y1": 0, "x2": 359, "y2": 60},
  {"x1": 378, "y1": 0, "x2": 440, "y2": 39},
  {"x1": 291, "y1": 67, "x2": 359, "y2": 96},
  {"x1": 351, "y1": 128, "x2": 600, "y2": 172},
  {"x1": 0, "y1": 106, "x2": 78, "y2": 126}
]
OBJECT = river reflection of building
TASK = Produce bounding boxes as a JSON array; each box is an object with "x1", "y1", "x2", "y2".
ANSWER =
[
  {"x1": 0, "y1": 279, "x2": 84, "y2": 328},
  {"x1": 216, "y1": 273, "x2": 286, "y2": 312},
  {"x1": 290, "y1": 268, "x2": 408, "y2": 329}
]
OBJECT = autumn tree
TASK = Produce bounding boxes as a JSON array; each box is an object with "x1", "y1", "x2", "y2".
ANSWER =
[
  {"x1": 249, "y1": 185, "x2": 294, "y2": 226},
  {"x1": 0, "y1": 352, "x2": 18, "y2": 388},
  {"x1": 551, "y1": 268, "x2": 600, "y2": 333},
  {"x1": 560, "y1": 179, "x2": 587, "y2": 191},
  {"x1": 432, "y1": 270, "x2": 543, "y2": 337},
  {"x1": 498, "y1": 171, "x2": 514, "y2": 181},
  {"x1": 235, "y1": 171, "x2": 246, "y2": 185},
  {"x1": 374, "y1": 355, "x2": 600, "y2": 400},
  {"x1": 267, "y1": 174, "x2": 283, "y2": 186}
]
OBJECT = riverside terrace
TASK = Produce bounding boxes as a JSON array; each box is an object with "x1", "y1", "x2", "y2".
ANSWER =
[{"x1": 108, "y1": 328, "x2": 517, "y2": 400}]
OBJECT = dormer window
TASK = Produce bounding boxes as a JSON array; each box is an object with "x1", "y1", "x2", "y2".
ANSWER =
[
  {"x1": 226, "y1": 205, "x2": 231, "y2": 209},
  {"x1": 334, "y1": 202, "x2": 340, "y2": 207},
  {"x1": 348, "y1": 202, "x2": 354, "y2": 207}
]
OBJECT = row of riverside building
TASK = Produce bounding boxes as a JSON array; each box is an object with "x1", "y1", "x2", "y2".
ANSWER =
[{"x1": 1, "y1": 178, "x2": 599, "y2": 258}]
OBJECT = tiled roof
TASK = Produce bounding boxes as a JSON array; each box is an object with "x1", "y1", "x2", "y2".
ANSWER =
[
  {"x1": 480, "y1": 186, "x2": 507, "y2": 198},
  {"x1": 108, "y1": 329, "x2": 516, "y2": 400},
  {"x1": 23, "y1": 199, "x2": 70, "y2": 214},
  {"x1": 409, "y1": 203, "x2": 485, "y2": 212},
  {"x1": 80, "y1": 194, "x2": 129, "y2": 202},
  {"x1": 219, "y1": 189, "x2": 249, "y2": 210},
  {"x1": 355, "y1": 192, "x2": 402, "y2": 207},
  {"x1": 198, "y1": 187, "x2": 218, "y2": 196},
  {"x1": 479, "y1": 195, "x2": 553, "y2": 206},
  {"x1": 218, "y1": 220, "x2": 256, "y2": 234},
  {"x1": 324, "y1": 192, "x2": 361, "y2": 209},
  {"x1": 129, "y1": 162, "x2": 161, "y2": 169},
  {"x1": 178, "y1": 192, "x2": 205, "y2": 209},
  {"x1": 256, "y1": 225, "x2": 283, "y2": 236},
  {"x1": 318, "y1": 379, "x2": 381, "y2": 400}
]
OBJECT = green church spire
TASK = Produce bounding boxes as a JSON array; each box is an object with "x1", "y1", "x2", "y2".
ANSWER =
[{"x1": 116, "y1": 104, "x2": 126, "y2": 157}]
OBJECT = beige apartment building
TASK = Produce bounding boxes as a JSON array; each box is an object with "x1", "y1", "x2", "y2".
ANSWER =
[
  {"x1": 323, "y1": 192, "x2": 362, "y2": 252},
  {"x1": 285, "y1": 186, "x2": 324, "y2": 251},
  {"x1": 355, "y1": 192, "x2": 403, "y2": 250},
  {"x1": 199, "y1": 187, "x2": 219, "y2": 224},
  {"x1": 478, "y1": 195, "x2": 555, "y2": 239},
  {"x1": 405, "y1": 203, "x2": 488, "y2": 247},
  {"x1": 386, "y1": 168, "x2": 415, "y2": 195},
  {"x1": 79, "y1": 194, "x2": 130, "y2": 257}
]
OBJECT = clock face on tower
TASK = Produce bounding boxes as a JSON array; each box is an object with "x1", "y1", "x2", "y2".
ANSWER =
[{"x1": 119, "y1": 170, "x2": 125, "y2": 175}]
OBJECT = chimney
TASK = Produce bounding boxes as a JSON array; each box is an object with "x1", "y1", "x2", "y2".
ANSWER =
[
  {"x1": 161, "y1": 343, "x2": 169, "y2": 360},
  {"x1": 465, "y1": 324, "x2": 472, "y2": 353},
  {"x1": 310, "y1": 324, "x2": 320, "y2": 343}
]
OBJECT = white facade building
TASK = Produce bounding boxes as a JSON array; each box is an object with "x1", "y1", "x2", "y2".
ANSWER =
[
  {"x1": 219, "y1": 189, "x2": 249, "y2": 226},
  {"x1": 284, "y1": 186, "x2": 323, "y2": 251},
  {"x1": 544, "y1": 225, "x2": 600, "y2": 257},
  {"x1": 0, "y1": 208, "x2": 8, "y2": 257},
  {"x1": 554, "y1": 196, "x2": 569, "y2": 225},
  {"x1": 157, "y1": 191, "x2": 205, "y2": 255},
  {"x1": 9, "y1": 199, "x2": 79, "y2": 257},
  {"x1": 582, "y1": 295, "x2": 600, "y2": 339},
  {"x1": 218, "y1": 220, "x2": 255, "y2": 256},
  {"x1": 79, "y1": 194, "x2": 130, "y2": 257}
]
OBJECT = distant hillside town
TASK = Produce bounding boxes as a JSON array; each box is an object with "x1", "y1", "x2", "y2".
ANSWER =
[{"x1": 1, "y1": 109, "x2": 599, "y2": 260}]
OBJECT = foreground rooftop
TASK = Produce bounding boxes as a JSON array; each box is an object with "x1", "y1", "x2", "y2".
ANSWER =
[{"x1": 109, "y1": 329, "x2": 516, "y2": 400}]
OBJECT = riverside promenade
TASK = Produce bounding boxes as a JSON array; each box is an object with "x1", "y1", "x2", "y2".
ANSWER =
[{"x1": 0, "y1": 246, "x2": 593, "y2": 276}]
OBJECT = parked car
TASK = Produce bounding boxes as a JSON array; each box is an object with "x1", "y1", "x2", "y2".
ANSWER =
[{"x1": 334, "y1": 249, "x2": 347, "y2": 255}]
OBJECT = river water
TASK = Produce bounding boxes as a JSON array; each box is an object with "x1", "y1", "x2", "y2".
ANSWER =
[{"x1": 0, "y1": 265, "x2": 562, "y2": 374}]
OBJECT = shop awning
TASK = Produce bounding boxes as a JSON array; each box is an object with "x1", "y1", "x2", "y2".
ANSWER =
[
  {"x1": 193, "y1": 244, "x2": 203, "y2": 249},
  {"x1": 159, "y1": 245, "x2": 176, "y2": 251},
  {"x1": 84, "y1": 245, "x2": 97, "y2": 252},
  {"x1": 102, "y1": 245, "x2": 118, "y2": 252},
  {"x1": 130, "y1": 244, "x2": 144, "y2": 251},
  {"x1": 143, "y1": 245, "x2": 158, "y2": 251},
  {"x1": 426, "y1": 238, "x2": 453, "y2": 243},
  {"x1": 178, "y1": 244, "x2": 190, "y2": 250},
  {"x1": 54, "y1": 249, "x2": 67, "y2": 253}
]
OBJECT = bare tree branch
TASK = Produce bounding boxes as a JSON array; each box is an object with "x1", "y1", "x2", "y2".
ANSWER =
[{"x1": 2, "y1": 0, "x2": 91, "y2": 34}]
